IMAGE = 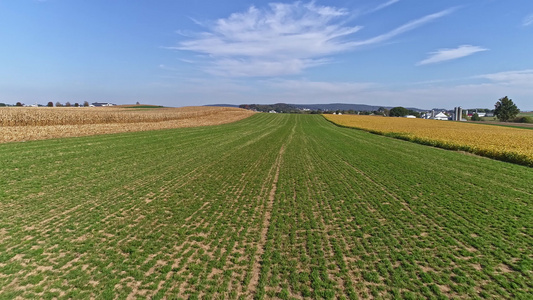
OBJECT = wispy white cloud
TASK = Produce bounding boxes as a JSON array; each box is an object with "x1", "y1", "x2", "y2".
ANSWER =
[
  {"x1": 353, "y1": 7, "x2": 457, "y2": 47},
  {"x1": 208, "y1": 58, "x2": 330, "y2": 77},
  {"x1": 173, "y1": 2, "x2": 455, "y2": 77},
  {"x1": 159, "y1": 64, "x2": 179, "y2": 71},
  {"x1": 523, "y1": 13, "x2": 533, "y2": 26},
  {"x1": 268, "y1": 79, "x2": 375, "y2": 94},
  {"x1": 368, "y1": 0, "x2": 400, "y2": 14},
  {"x1": 173, "y1": 2, "x2": 361, "y2": 77},
  {"x1": 476, "y1": 69, "x2": 533, "y2": 86},
  {"x1": 417, "y1": 45, "x2": 488, "y2": 65}
]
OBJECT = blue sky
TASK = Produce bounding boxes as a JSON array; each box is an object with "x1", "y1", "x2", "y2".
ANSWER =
[{"x1": 1, "y1": 0, "x2": 532, "y2": 110}]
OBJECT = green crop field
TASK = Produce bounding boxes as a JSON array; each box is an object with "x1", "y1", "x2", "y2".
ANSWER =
[{"x1": 0, "y1": 114, "x2": 531, "y2": 299}]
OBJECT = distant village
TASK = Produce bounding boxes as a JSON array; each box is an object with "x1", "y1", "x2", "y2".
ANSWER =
[
  {"x1": 241, "y1": 103, "x2": 495, "y2": 121},
  {"x1": 318, "y1": 107, "x2": 493, "y2": 121}
]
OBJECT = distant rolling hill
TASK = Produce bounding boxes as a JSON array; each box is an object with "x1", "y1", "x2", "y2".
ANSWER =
[
  {"x1": 205, "y1": 104, "x2": 241, "y2": 108},
  {"x1": 232, "y1": 103, "x2": 425, "y2": 112},
  {"x1": 293, "y1": 103, "x2": 389, "y2": 111}
]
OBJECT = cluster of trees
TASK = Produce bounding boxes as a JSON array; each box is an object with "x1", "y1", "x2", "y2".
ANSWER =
[
  {"x1": 322, "y1": 108, "x2": 387, "y2": 115},
  {"x1": 11, "y1": 101, "x2": 91, "y2": 107},
  {"x1": 240, "y1": 103, "x2": 302, "y2": 113},
  {"x1": 240, "y1": 104, "x2": 399, "y2": 116},
  {"x1": 466, "y1": 108, "x2": 493, "y2": 113},
  {"x1": 389, "y1": 107, "x2": 421, "y2": 118},
  {"x1": 50, "y1": 101, "x2": 90, "y2": 107}
]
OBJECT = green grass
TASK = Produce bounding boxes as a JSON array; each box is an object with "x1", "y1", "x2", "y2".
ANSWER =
[
  {"x1": 479, "y1": 111, "x2": 533, "y2": 124},
  {"x1": 0, "y1": 114, "x2": 531, "y2": 299}
]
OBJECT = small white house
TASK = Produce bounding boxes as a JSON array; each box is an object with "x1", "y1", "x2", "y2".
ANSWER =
[
  {"x1": 433, "y1": 112, "x2": 448, "y2": 120},
  {"x1": 404, "y1": 115, "x2": 416, "y2": 118}
]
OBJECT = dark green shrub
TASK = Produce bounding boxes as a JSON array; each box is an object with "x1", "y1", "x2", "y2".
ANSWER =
[{"x1": 514, "y1": 116, "x2": 533, "y2": 123}]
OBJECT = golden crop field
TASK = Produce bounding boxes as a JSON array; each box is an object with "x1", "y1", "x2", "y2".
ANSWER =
[
  {"x1": 0, "y1": 106, "x2": 254, "y2": 143},
  {"x1": 325, "y1": 114, "x2": 533, "y2": 166}
]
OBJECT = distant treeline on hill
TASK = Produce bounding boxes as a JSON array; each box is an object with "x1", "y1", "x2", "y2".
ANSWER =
[
  {"x1": 238, "y1": 103, "x2": 414, "y2": 114},
  {"x1": 239, "y1": 103, "x2": 304, "y2": 113}
]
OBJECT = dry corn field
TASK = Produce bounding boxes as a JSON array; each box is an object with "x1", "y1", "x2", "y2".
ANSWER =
[
  {"x1": 325, "y1": 114, "x2": 533, "y2": 167},
  {"x1": 0, "y1": 106, "x2": 254, "y2": 143}
]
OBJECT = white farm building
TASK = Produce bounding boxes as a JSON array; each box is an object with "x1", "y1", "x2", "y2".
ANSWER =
[{"x1": 433, "y1": 112, "x2": 449, "y2": 120}]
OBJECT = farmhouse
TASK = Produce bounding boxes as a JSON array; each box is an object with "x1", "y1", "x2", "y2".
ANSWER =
[
  {"x1": 433, "y1": 112, "x2": 449, "y2": 120},
  {"x1": 91, "y1": 102, "x2": 116, "y2": 107}
]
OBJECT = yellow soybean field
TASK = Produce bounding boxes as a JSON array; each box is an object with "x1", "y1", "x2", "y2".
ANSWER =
[{"x1": 325, "y1": 114, "x2": 533, "y2": 167}]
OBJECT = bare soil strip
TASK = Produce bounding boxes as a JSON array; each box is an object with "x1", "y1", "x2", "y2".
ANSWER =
[
  {"x1": 248, "y1": 122, "x2": 296, "y2": 297},
  {"x1": 248, "y1": 144, "x2": 285, "y2": 295}
]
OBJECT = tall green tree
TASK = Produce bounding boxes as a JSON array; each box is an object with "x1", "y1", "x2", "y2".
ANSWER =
[
  {"x1": 389, "y1": 106, "x2": 408, "y2": 117},
  {"x1": 471, "y1": 113, "x2": 482, "y2": 121},
  {"x1": 494, "y1": 96, "x2": 519, "y2": 122}
]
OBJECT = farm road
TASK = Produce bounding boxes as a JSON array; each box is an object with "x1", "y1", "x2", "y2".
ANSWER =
[{"x1": 0, "y1": 114, "x2": 531, "y2": 299}]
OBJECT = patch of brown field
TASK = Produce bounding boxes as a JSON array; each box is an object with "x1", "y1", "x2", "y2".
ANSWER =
[
  {"x1": 0, "y1": 106, "x2": 255, "y2": 143},
  {"x1": 497, "y1": 263, "x2": 513, "y2": 273},
  {"x1": 481, "y1": 121, "x2": 533, "y2": 128},
  {"x1": 438, "y1": 284, "x2": 451, "y2": 293}
]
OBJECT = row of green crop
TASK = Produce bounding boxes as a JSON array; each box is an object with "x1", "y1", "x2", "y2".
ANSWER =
[
  {"x1": 0, "y1": 114, "x2": 291, "y2": 299},
  {"x1": 253, "y1": 115, "x2": 532, "y2": 299},
  {"x1": 1, "y1": 114, "x2": 531, "y2": 299}
]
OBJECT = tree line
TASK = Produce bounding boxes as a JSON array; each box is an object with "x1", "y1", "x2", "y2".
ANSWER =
[{"x1": 11, "y1": 101, "x2": 91, "y2": 107}]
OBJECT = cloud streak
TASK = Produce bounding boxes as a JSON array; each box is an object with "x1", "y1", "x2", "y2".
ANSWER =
[
  {"x1": 417, "y1": 45, "x2": 488, "y2": 65},
  {"x1": 523, "y1": 13, "x2": 533, "y2": 26},
  {"x1": 353, "y1": 7, "x2": 456, "y2": 47},
  {"x1": 368, "y1": 0, "x2": 401, "y2": 14},
  {"x1": 174, "y1": 2, "x2": 455, "y2": 77},
  {"x1": 477, "y1": 69, "x2": 533, "y2": 86}
]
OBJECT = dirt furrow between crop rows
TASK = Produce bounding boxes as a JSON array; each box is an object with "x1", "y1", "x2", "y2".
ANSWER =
[
  {"x1": 248, "y1": 121, "x2": 296, "y2": 297},
  {"x1": 248, "y1": 145, "x2": 284, "y2": 296}
]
